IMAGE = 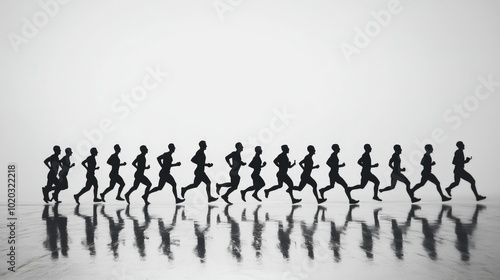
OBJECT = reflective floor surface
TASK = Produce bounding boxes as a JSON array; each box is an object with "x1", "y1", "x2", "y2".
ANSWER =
[{"x1": 1, "y1": 202, "x2": 499, "y2": 279}]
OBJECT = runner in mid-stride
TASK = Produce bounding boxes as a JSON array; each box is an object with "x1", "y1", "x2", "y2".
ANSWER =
[
  {"x1": 181, "y1": 141, "x2": 218, "y2": 203},
  {"x1": 379, "y1": 145, "x2": 419, "y2": 202},
  {"x1": 264, "y1": 145, "x2": 301, "y2": 204},
  {"x1": 100, "y1": 144, "x2": 127, "y2": 202},
  {"x1": 125, "y1": 145, "x2": 152, "y2": 204},
  {"x1": 43, "y1": 145, "x2": 61, "y2": 203},
  {"x1": 146, "y1": 143, "x2": 184, "y2": 204},
  {"x1": 295, "y1": 145, "x2": 326, "y2": 204},
  {"x1": 445, "y1": 141, "x2": 486, "y2": 201},
  {"x1": 352, "y1": 144, "x2": 382, "y2": 201},
  {"x1": 411, "y1": 144, "x2": 451, "y2": 202},
  {"x1": 240, "y1": 146, "x2": 266, "y2": 202},
  {"x1": 74, "y1": 147, "x2": 102, "y2": 203},
  {"x1": 319, "y1": 144, "x2": 359, "y2": 204},
  {"x1": 216, "y1": 142, "x2": 246, "y2": 204}
]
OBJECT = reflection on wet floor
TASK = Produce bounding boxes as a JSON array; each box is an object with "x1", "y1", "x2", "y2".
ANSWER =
[
  {"x1": 4, "y1": 203, "x2": 499, "y2": 279},
  {"x1": 38, "y1": 203, "x2": 489, "y2": 262}
]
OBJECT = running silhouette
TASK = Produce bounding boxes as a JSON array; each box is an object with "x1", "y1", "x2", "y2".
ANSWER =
[
  {"x1": 264, "y1": 145, "x2": 301, "y2": 204},
  {"x1": 181, "y1": 141, "x2": 218, "y2": 203},
  {"x1": 295, "y1": 146, "x2": 326, "y2": 204},
  {"x1": 124, "y1": 145, "x2": 152, "y2": 204},
  {"x1": 240, "y1": 146, "x2": 266, "y2": 202},
  {"x1": 379, "y1": 145, "x2": 418, "y2": 202},
  {"x1": 100, "y1": 205, "x2": 125, "y2": 259},
  {"x1": 53, "y1": 147, "x2": 75, "y2": 203},
  {"x1": 411, "y1": 144, "x2": 451, "y2": 202},
  {"x1": 74, "y1": 147, "x2": 102, "y2": 203},
  {"x1": 146, "y1": 143, "x2": 184, "y2": 204},
  {"x1": 43, "y1": 145, "x2": 61, "y2": 203},
  {"x1": 319, "y1": 144, "x2": 359, "y2": 204},
  {"x1": 216, "y1": 142, "x2": 247, "y2": 204},
  {"x1": 352, "y1": 144, "x2": 382, "y2": 201},
  {"x1": 100, "y1": 144, "x2": 127, "y2": 202},
  {"x1": 42, "y1": 204, "x2": 69, "y2": 259},
  {"x1": 445, "y1": 141, "x2": 486, "y2": 201}
]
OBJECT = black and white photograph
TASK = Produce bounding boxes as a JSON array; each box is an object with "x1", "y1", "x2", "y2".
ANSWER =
[{"x1": 1, "y1": 0, "x2": 500, "y2": 279}]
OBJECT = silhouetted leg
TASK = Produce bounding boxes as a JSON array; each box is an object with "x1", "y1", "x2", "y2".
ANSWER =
[
  {"x1": 125, "y1": 179, "x2": 140, "y2": 204},
  {"x1": 265, "y1": 175, "x2": 284, "y2": 199},
  {"x1": 201, "y1": 174, "x2": 217, "y2": 202},
  {"x1": 412, "y1": 176, "x2": 428, "y2": 199},
  {"x1": 460, "y1": 170, "x2": 485, "y2": 200},
  {"x1": 74, "y1": 180, "x2": 93, "y2": 204},
  {"x1": 284, "y1": 175, "x2": 301, "y2": 204},
  {"x1": 141, "y1": 176, "x2": 153, "y2": 204},
  {"x1": 335, "y1": 176, "x2": 358, "y2": 204},
  {"x1": 429, "y1": 174, "x2": 450, "y2": 201},
  {"x1": 148, "y1": 177, "x2": 166, "y2": 195},
  {"x1": 352, "y1": 176, "x2": 368, "y2": 190},
  {"x1": 446, "y1": 172, "x2": 461, "y2": 197},
  {"x1": 101, "y1": 180, "x2": 117, "y2": 202},
  {"x1": 379, "y1": 176, "x2": 396, "y2": 193},
  {"x1": 91, "y1": 177, "x2": 102, "y2": 202},
  {"x1": 319, "y1": 174, "x2": 336, "y2": 199},
  {"x1": 182, "y1": 177, "x2": 201, "y2": 198},
  {"x1": 368, "y1": 173, "x2": 381, "y2": 201},
  {"x1": 222, "y1": 175, "x2": 240, "y2": 204}
]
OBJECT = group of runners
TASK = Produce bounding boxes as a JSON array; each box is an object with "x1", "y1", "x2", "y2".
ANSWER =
[{"x1": 42, "y1": 141, "x2": 486, "y2": 204}]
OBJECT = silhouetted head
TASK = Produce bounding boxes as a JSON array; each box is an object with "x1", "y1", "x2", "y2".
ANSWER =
[
  {"x1": 394, "y1": 144, "x2": 402, "y2": 154},
  {"x1": 281, "y1": 145, "x2": 289, "y2": 154},
  {"x1": 364, "y1": 144, "x2": 371, "y2": 153},
  {"x1": 255, "y1": 146, "x2": 262, "y2": 155},
  {"x1": 168, "y1": 143, "x2": 175, "y2": 152},
  {"x1": 235, "y1": 142, "x2": 243, "y2": 152},
  {"x1": 53, "y1": 145, "x2": 61, "y2": 155},
  {"x1": 307, "y1": 145, "x2": 315, "y2": 155},
  {"x1": 424, "y1": 144, "x2": 433, "y2": 153},
  {"x1": 90, "y1": 147, "x2": 98, "y2": 156},
  {"x1": 140, "y1": 145, "x2": 148, "y2": 154},
  {"x1": 456, "y1": 141, "x2": 465, "y2": 150},
  {"x1": 114, "y1": 144, "x2": 121, "y2": 153},
  {"x1": 332, "y1": 144, "x2": 340, "y2": 153},
  {"x1": 199, "y1": 140, "x2": 207, "y2": 150},
  {"x1": 65, "y1": 148, "x2": 72, "y2": 156}
]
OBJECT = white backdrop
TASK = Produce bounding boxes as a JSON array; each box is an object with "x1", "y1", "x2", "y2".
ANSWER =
[{"x1": 1, "y1": 0, "x2": 499, "y2": 204}]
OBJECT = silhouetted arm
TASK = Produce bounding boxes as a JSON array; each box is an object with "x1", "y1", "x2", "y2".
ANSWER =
[
  {"x1": 388, "y1": 157, "x2": 395, "y2": 170},
  {"x1": 44, "y1": 156, "x2": 52, "y2": 169},
  {"x1": 357, "y1": 157, "x2": 363, "y2": 167},
  {"x1": 273, "y1": 155, "x2": 280, "y2": 167},
  {"x1": 157, "y1": 155, "x2": 164, "y2": 167},
  {"x1": 82, "y1": 157, "x2": 89, "y2": 170},
  {"x1": 225, "y1": 153, "x2": 233, "y2": 167},
  {"x1": 326, "y1": 155, "x2": 333, "y2": 168},
  {"x1": 132, "y1": 156, "x2": 139, "y2": 169},
  {"x1": 289, "y1": 160, "x2": 296, "y2": 168},
  {"x1": 299, "y1": 158, "x2": 306, "y2": 170},
  {"x1": 107, "y1": 155, "x2": 113, "y2": 165}
]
